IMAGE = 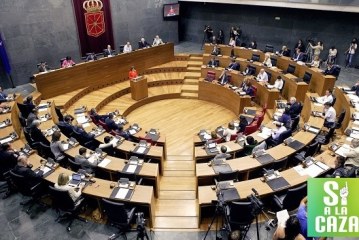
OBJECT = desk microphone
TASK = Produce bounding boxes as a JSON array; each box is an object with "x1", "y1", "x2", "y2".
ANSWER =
[{"x1": 252, "y1": 188, "x2": 259, "y2": 196}]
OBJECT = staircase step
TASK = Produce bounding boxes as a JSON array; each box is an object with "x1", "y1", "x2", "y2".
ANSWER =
[
  {"x1": 180, "y1": 92, "x2": 198, "y2": 99},
  {"x1": 163, "y1": 161, "x2": 195, "y2": 171},
  {"x1": 185, "y1": 72, "x2": 201, "y2": 79},
  {"x1": 187, "y1": 66, "x2": 201, "y2": 72},
  {"x1": 188, "y1": 61, "x2": 202, "y2": 67},
  {"x1": 189, "y1": 56, "x2": 203, "y2": 60},
  {"x1": 163, "y1": 170, "x2": 195, "y2": 177},
  {"x1": 167, "y1": 155, "x2": 194, "y2": 161},
  {"x1": 183, "y1": 79, "x2": 199, "y2": 85},
  {"x1": 159, "y1": 190, "x2": 196, "y2": 200},
  {"x1": 155, "y1": 199, "x2": 198, "y2": 216},
  {"x1": 181, "y1": 84, "x2": 199, "y2": 93},
  {"x1": 160, "y1": 176, "x2": 196, "y2": 191},
  {"x1": 154, "y1": 217, "x2": 199, "y2": 229}
]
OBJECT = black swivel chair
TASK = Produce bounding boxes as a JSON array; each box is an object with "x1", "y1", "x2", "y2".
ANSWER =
[
  {"x1": 48, "y1": 185, "x2": 87, "y2": 232},
  {"x1": 292, "y1": 141, "x2": 319, "y2": 166},
  {"x1": 271, "y1": 157, "x2": 288, "y2": 172},
  {"x1": 248, "y1": 66, "x2": 256, "y2": 75},
  {"x1": 18, "y1": 113, "x2": 27, "y2": 128},
  {"x1": 101, "y1": 199, "x2": 136, "y2": 240},
  {"x1": 265, "y1": 71, "x2": 272, "y2": 82},
  {"x1": 23, "y1": 127, "x2": 41, "y2": 151},
  {"x1": 334, "y1": 110, "x2": 346, "y2": 130},
  {"x1": 286, "y1": 64, "x2": 296, "y2": 74},
  {"x1": 264, "y1": 44, "x2": 274, "y2": 53},
  {"x1": 303, "y1": 72, "x2": 312, "y2": 84},
  {"x1": 270, "y1": 57, "x2": 277, "y2": 67},
  {"x1": 315, "y1": 127, "x2": 336, "y2": 152},
  {"x1": 227, "y1": 201, "x2": 256, "y2": 239},
  {"x1": 9, "y1": 170, "x2": 44, "y2": 214},
  {"x1": 251, "y1": 54, "x2": 260, "y2": 62},
  {"x1": 272, "y1": 183, "x2": 307, "y2": 212},
  {"x1": 291, "y1": 115, "x2": 300, "y2": 132},
  {"x1": 267, "y1": 129, "x2": 292, "y2": 147},
  {"x1": 216, "y1": 170, "x2": 239, "y2": 183},
  {"x1": 68, "y1": 158, "x2": 81, "y2": 172},
  {"x1": 39, "y1": 142, "x2": 55, "y2": 160}
]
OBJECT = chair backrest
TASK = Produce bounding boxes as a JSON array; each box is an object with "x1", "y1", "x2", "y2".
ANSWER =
[
  {"x1": 264, "y1": 44, "x2": 274, "y2": 53},
  {"x1": 89, "y1": 115, "x2": 98, "y2": 124},
  {"x1": 243, "y1": 121, "x2": 258, "y2": 135},
  {"x1": 303, "y1": 71, "x2": 312, "y2": 83},
  {"x1": 101, "y1": 198, "x2": 130, "y2": 225},
  {"x1": 251, "y1": 54, "x2": 260, "y2": 62},
  {"x1": 68, "y1": 158, "x2": 81, "y2": 172},
  {"x1": 277, "y1": 130, "x2": 292, "y2": 144},
  {"x1": 55, "y1": 107, "x2": 64, "y2": 122},
  {"x1": 324, "y1": 127, "x2": 336, "y2": 144},
  {"x1": 282, "y1": 184, "x2": 307, "y2": 211},
  {"x1": 218, "y1": 170, "x2": 239, "y2": 182},
  {"x1": 229, "y1": 201, "x2": 255, "y2": 225},
  {"x1": 40, "y1": 142, "x2": 55, "y2": 159},
  {"x1": 251, "y1": 86, "x2": 257, "y2": 97},
  {"x1": 272, "y1": 157, "x2": 288, "y2": 171},
  {"x1": 9, "y1": 170, "x2": 33, "y2": 196},
  {"x1": 117, "y1": 172, "x2": 137, "y2": 182},
  {"x1": 287, "y1": 64, "x2": 296, "y2": 74},
  {"x1": 336, "y1": 110, "x2": 346, "y2": 128},
  {"x1": 48, "y1": 185, "x2": 76, "y2": 211},
  {"x1": 331, "y1": 96, "x2": 337, "y2": 106},
  {"x1": 230, "y1": 134, "x2": 238, "y2": 141},
  {"x1": 270, "y1": 57, "x2": 277, "y2": 67},
  {"x1": 305, "y1": 141, "x2": 319, "y2": 158},
  {"x1": 248, "y1": 65, "x2": 256, "y2": 75},
  {"x1": 265, "y1": 71, "x2": 272, "y2": 82},
  {"x1": 291, "y1": 115, "x2": 300, "y2": 132},
  {"x1": 98, "y1": 120, "x2": 110, "y2": 132}
]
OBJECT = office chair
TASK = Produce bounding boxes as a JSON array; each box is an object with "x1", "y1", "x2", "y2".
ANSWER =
[
  {"x1": 243, "y1": 121, "x2": 258, "y2": 136},
  {"x1": 216, "y1": 170, "x2": 239, "y2": 183},
  {"x1": 292, "y1": 141, "x2": 319, "y2": 167},
  {"x1": 18, "y1": 113, "x2": 27, "y2": 128},
  {"x1": 248, "y1": 65, "x2": 256, "y2": 75},
  {"x1": 291, "y1": 115, "x2": 300, "y2": 132},
  {"x1": 98, "y1": 120, "x2": 110, "y2": 132},
  {"x1": 265, "y1": 71, "x2": 272, "y2": 82},
  {"x1": 267, "y1": 129, "x2": 292, "y2": 147},
  {"x1": 68, "y1": 158, "x2": 81, "y2": 172},
  {"x1": 315, "y1": 127, "x2": 335, "y2": 152},
  {"x1": 38, "y1": 142, "x2": 55, "y2": 160},
  {"x1": 250, "y1": 85, "x2": 257, "y2": 102},
  {"x1": 271, "y1": 157, "x2": 288, "y2": 172},
  {"x1": 303, "y1": 71, "x2": 312, "y2": 84},
  {"x1": 48, "y1": 186, "x2": 87, "y2": 232},
  {"x1": 230, "y1": 134, "x2": 238, "y2": 141},
  {"x1": 286, "y1": 64, "x2": 296, "y2": 74},
  {"x1": 270, "y1": 57, "x2": 277, "y2": 67},
  {"x1": 251, "y1": 54, "x2": 260, "y2": 62},
  {"x1": 264, "y1": 44, "x2": 274, "y2": 53},
  {"x1": 227, "y1": 201, "x2": 255, "y2": 239},
  {"x1": 23, "y1": 127, "x2": 41, "y2": 151},
  {"x1": 9, "y1": 170, "x2": 45, "y2": 214},
  {"x1": 334, "y1": 110, "x2": 346, "y2": 130},
  {"x1": 101, "y1": 199, "x2": 136, "y2": 240},
  {"x1": 271, "y1": 183, "x2": 307, "y2": 212}
]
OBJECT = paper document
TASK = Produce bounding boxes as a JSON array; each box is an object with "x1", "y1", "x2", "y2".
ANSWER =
[
  {"x1": 115, "y1": 188, "x2": 129, "y2": 199},
  {"x1": 0, "y1": 137, "x2": 13, "y2": 144},
  {"x1": 316, "y1": 161, "x2": 330, "y2": 170},
  {"x1": 203, "y1": 134, "x2": 211, "y2": 140},
  {"x1": 88, "y1": 155, "x2": 98, "y2": 164},
  {"x1": 82, "y1": 123, "x2": 90, "y2": 128},
  {"x1": 42, "y1": 166, "x2": 52, "y2": 175},
  {"x1": 77, "y1": 116, "x2": 88, "y2": 124},
  {"x1": 304, "y1": 164, "x2": 324, "y2": 177},
  {"x1": 308, "y1": 127, "x2": 320, "y2": 134},
  {"x1": 126, "y1": 165, "x2": 137, "y2": 173},
  {"x1": 76, "y1": 113, "x2": 85, "y2": 117},
  {"x1": 0, "y1": 122, "x2": 6, "y2": 128},
  {"x1": 136, "y1": 146, "x2": 146, "y2": 154},
  {"x1": 98, "y1": 158, "x2": 111, "y2": 167},
  {"x1": 129, "y1": 129, "x2": 136, "y2": 135},
  {"x1": 276, "y1": 209, "x2": 290, "y2": 227}
]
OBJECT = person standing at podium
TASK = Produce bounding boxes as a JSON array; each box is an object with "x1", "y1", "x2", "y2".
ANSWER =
[{"x1": 128, "y1": 66, "x2": 138, "y2": 80}]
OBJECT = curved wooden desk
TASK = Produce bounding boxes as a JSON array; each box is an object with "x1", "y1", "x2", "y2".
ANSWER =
[{"x1": 333, "y1": 87, "x2": 355, "y2": 132}]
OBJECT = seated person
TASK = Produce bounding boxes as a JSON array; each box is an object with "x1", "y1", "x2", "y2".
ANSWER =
[
  {"x1": 270, "y1": 122, "x2": 287, "y2": 141},
  {"x1": 263, "y1": 53, "x2": 272, "y2": 67},
  {"x1": 228, "y1": 59, "x2": 240, "y2": 71},
  {"x1": 85, "y1": 53, "x2": 97, "y2": 62},
  {"x1": 74, "y1": 147, "x2": 98, "y2": 174},
  {"x1": 323, "y1": 62, "x2": 336, "y2": 75},
  {"x1": 55, "y1": 172, "x2": 85, "y2": 203},
  {"x1": 223, "y1": 122, "x2": 237, "y2": 142},
  {"x1": 327, "y1": 155, "x2": 351, "y2": 178},
  {"x1": 287, "y1": 97, "x2": 302, "y2": 119},
  {"x1": 273, "y1": 215, "x2": 306, "y2": 240},
  {"x1": 38, "y1": 61, "x2": 50, "y2": 72},
  {"x1": 104, "y1": 44, "x2": 114, "y2": 57},
  {"x1": 228, "y1": 37, "x2": 235, "y2": 47},
  {"x1": 320, "y1": 102, "x2": 336, "y2": 128},
  {"x1": 278, "y1": 108, "x2": 292, "y2": 129},
  {"x1": 208, "y1": 131, "x2": 221, "y2": 143},
  {"x1": 344, "y1": 138, "x2": 359, "y2": 168},
  {"x1": 123, "y1": 41, "x2": 132, "y2": 53},
  {"x1": 138, "y1": 37, "x2": 150, "y2": 49},
  {"x1": 0, "y1": 86, "x2": 8, "y2": 103},
  {"x1": 58, "y1": 115, "x2": 75, "y2": 134},
  {"x1": 214, "y1": 146, "x2": 231, "y2": 160},
  {"x1": 248, "y1": 41, "x2": 257, "y2": 49},
  {"x1": 50, "y1": 131, "x2": 67, "y2": 163},
  {"x1": 293, "y1": 48, "x2": 304, "y2": 62},
  {"x1": 128, "y1": 66, "x2": 138, "y2": 79},
  {"x1": 267, "y1": 76, "x2": 284, "y2": 90},
  {"x1": 238, "y1": 115, "x2": 249, "y2": 133},
  {"x1": 242, "y1": 136, "x2": 258, "y2": 156},
  {"x1": 23, "y1": 95, "x2": 36, "y2": 110},
  {"x1": 317, "y1": 89, "x2": 334, "y2": 104},
  {"x1": 211, "y1": 44, "x2": 221, "y2": 56},
  {"x1": 0, "y1": 143, "x2": 18, "y2": 180},
  {"x1": 152, "y1": 35, "x2": 164, "y2": 46},
  {"x1": 207, "y1": 56, "x2": 219, "y2": 68},
  {"x1": 218, "y1": 69, "x2": 230, "y2": 85},
  {"x1": 99, "y1": 136, "x2": 117, "y2": 149},
  {"x1": 28, "y1": 120, "x2": 50, "y2": 144},
  {"x1": 26, "y1": 108, "x2": 39, "y2": 127},
  {"x1": 105, "y1": 113, "x2": 123, "y2": 131},
  {"x1": 256, "y1": 69, "x2": 268, "y2": 83},
  {"x1": 61, "y1": 56, "x2": 75, "y2": 68},
  {"x1": 12, "y1": 155, "x2": 43, "y2": 188},
  {"x1": 73, "y1": 123, "x2": 95, "y2": 141},
  {"x1": 279, "y1": 45, "x2": 290, "y2": 57},
  {"x1": 310, "y1": 55, "x2": 320, "y2": 68},
  {"x1": 242, "y1": 66, "x2": 255, "y2": 76},
  {"x1": 89, "y1": 108, "x2": 110, "y2": 122}
]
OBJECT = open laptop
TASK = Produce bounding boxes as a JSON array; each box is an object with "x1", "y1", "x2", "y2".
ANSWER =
[{"x1": 68, "y1": 173, "x2": 82, "y2": 187}]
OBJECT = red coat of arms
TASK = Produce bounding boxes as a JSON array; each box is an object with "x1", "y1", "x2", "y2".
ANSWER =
[{"x1": 83, "y1": 0, "x2": 106, "y2": 37}]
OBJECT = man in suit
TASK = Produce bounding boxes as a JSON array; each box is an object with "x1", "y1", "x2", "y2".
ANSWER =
[
  {"x1": 207, "y1": 56, "x2": 219, "y2": 68},
  {"x1": 85, "y1": 53, "x2": 97, "y2": 62},
  {"x1": 104, "y1": 45, "x2": 114, "y2": 57},
  {"x1": 26, "y1": 108, "x2": 39, "y2": 127},
  {"x1": 74, "y1": 147, "x2": 98, "y2": 174},
  {"x1": 105, "y1": 113, "x2": 122, "y2": 131},
  {"x1": 38, "y1": 62, "x2": 50, "y2": 72},
  {"x1": 73, "y1": 124, "x2": 95, "y2": 142},
  {"x1": 218, "y1": 69, "x2": 230, "y2": 85},
  {"x1": 293, "y1": 48, "x2": 304, "y2": 62},
  {"x1": 214, "y1": 146, "x2": 231, "y2": 160},
  {"x1": 228, "y1": 59, "x2": 240, "y2": 71},
  {"x1": 138, "y1": 38, "x2": 150, "y2": 49},
  {"x1": 211, "y1": 44, "x2": 221, "y2": 56},
  {"x1": 58, "y1": 115, "x2": 75, "y2": 136},
  {"x1": 323, "y1": 62, "x2": 336, "y2": 75},
  {"x1": 12, "y1": 155, "x2": 43, "y2": 188},
  {"x1": 287, "y1": 97, "x2": 302, "y2": 119},
  {"x1": 28, "y1": 120, "x2": 50, "y2": 145}
]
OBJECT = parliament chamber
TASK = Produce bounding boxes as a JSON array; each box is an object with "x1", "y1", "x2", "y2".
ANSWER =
[{"x1": 2, "y1": 38, "x2": 354, "y2": 238}]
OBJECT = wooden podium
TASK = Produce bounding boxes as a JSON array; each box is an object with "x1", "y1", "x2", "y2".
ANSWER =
[{"x1": 130, "y1": 77, "x2": 148, "y2": 100}]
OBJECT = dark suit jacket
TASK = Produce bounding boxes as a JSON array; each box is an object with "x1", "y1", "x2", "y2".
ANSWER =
[
  {"x1": 294, "y1": 52, "x2": 304, "y2": 61},
  {"x1": 26, "y1": 112, "x2": 38, "y2": 127},
  {"x1": 12, "y1": 165, "x2": 43, "y2": 188},
  {"x1": 73, "y1": 126, "x2": 95, "y2": 141},
  {"x1": 58, "y1": 121, "x2": 74, "y2": 136},
  {"x1": 104, "y1": 49, "x2": 113, "y2": 56},
  {"x1": 207, "y1": 59, "x2": 219, "y2": 67},
  {"x1": 219, "y1": 74, "x2": 230, "y2": 85},
  {"x1": 74, "y1": 155, "x2": 97, "y2": 174},
  {"x1": 288, "y1": 102, "x2": 302, "y2": 118},
  {"x1": 29, "y1": 127, "x2": 50, "y2": 145},
  {"x1": 229, "y1": 62, "x2": 240, "y2": 71},
  {"x1": 105, "y1": 117, "x2": 119, "y2": 131},
  {"x1": 0, "y1": 150, "x2": 17, "y2": 178},
  {"x1": 324, "y1": 66, "x2": 336, "y2": 75},
  {"x1": 138, "y1": 41, "x2": 150, "y2": 49}
]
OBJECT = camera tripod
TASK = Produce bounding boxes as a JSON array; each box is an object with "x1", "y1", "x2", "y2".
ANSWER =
[
  {"x1": 203, "y1": 192, "x2": 231, "y2": 240},
  {"x1": 135, "y1": 213, "x2": 150, "y2": 240}
]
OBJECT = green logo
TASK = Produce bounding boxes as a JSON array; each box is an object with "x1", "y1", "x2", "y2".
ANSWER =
[{"x1": 308, "y1": 178, "x2": 359, "y2": 237}]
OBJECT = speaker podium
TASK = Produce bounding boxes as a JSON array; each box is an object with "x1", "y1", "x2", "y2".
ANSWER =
[{"x1": 130, "y1": 77, "x2": 148, "y2": 100}]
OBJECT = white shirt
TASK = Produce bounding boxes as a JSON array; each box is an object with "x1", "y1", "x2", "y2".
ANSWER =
[
  {"x1": 123, "y1": 44, "x2": 132, "y2": 53},
  {"x1": 324, "y1": 106, "x2": 336, "y2": 123},
  {"x1": 223, "y1": 128, "x2": 237, "y2": 142},
  {"x1": 349, "y1": 43, "x2": 357, "y2": 55},
  {"x1": 318, "y1": 94, "x2": 333, "y2": 104},
  {"x1": 153, "y1": 38, "x2": 164, "y2": 46},
  {"x1": 54, "y1": 183, "x2": 81, "y2": 202},
  {"x1": 229, "y1": 39, "x2": 235, "y2": 47},
  {"x1": 329, "y1": 48, "x2": 337, "y2": 57},
  {"x1": 271, "y1": 126, "x2": 287, "y2": 140},
  {"x1": 263, "y1": 58, "x2": 272, "y2": 68},
  {"x1": 273, "y1": 79, "x2": 284, "y2": 90},
  {"x1": 257, "y1": 72, "x2": 268, "y2": 83}
]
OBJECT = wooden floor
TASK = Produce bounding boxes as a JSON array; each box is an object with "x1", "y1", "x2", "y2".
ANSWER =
[{"x1": 126, "y1": 99, "x2": 236, "y2": 229}]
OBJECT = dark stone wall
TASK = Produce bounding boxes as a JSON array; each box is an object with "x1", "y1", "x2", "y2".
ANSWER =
[
  {"x1": 179, "y1": 2, "x2": 359, "y2": 66},
  {"x1": 0, "y1": 0, "x2": 178, "y2": 88}
]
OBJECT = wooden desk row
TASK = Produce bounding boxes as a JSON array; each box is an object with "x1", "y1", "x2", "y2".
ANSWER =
[{"x1": 204, "y1": 44, "x2": 336, "y2": 96}]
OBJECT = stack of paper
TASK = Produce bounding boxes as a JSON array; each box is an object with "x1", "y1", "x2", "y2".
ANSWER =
[
  {"x1": 115, "y1": 188, "x2": 129, "y2": 199},
  {"x1": 136, "y1": 146, "x2": 146, "y2": 154},
  {"x1": 126, "y1": 165, "x2": 137, "y2": 173},
  {"x1": 98, "y1": 158, "x2": 111, "y2": 167}
]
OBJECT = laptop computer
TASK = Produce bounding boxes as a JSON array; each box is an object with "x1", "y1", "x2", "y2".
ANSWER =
[{"x1": 68, "y1": 173, "x2": 82, "y2": 187}]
